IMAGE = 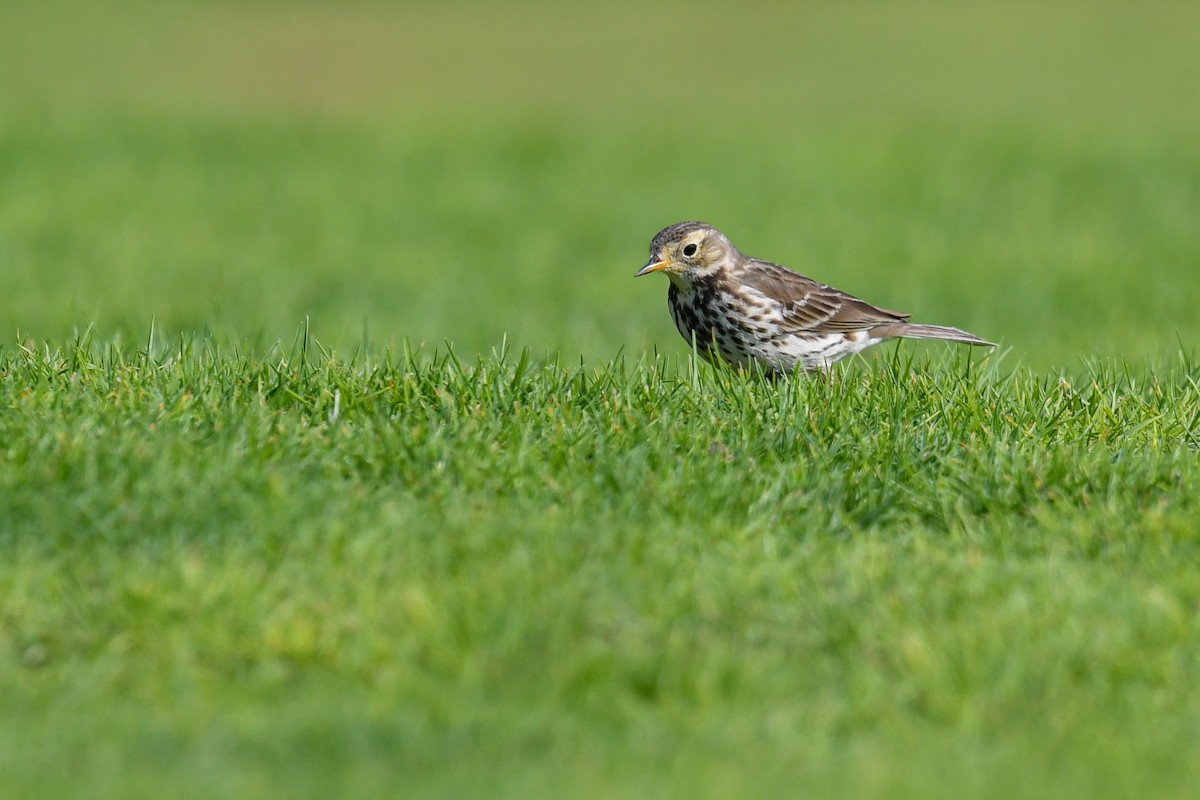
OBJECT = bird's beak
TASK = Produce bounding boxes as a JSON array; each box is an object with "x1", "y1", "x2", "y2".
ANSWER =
[{"x1": 635, "y1": 258, "x2": 671, "y2": 277}]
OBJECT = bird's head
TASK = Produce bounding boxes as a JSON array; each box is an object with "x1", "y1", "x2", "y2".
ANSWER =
[{"x1": 635, "y1": 221, "x2": 737, "y2": 287}]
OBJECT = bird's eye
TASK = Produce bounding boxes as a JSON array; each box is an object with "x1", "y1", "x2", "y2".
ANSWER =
[{"x1": 682, "y1": 243, "x2": 698, "y2": 257}]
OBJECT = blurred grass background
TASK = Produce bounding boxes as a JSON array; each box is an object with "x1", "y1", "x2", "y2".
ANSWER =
[
  {"x1": 4, "y1": 4, "x2": 1200, "y2": 798},
  {"x1": 2, "y1": 0, "x2": 1198, "y2": 368}
]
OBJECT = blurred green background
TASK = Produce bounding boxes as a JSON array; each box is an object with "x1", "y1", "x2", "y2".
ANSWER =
[
  {"x1": 4, "y1": 4, "x2": 1200, "y2": 798},
  {"x1": 2, "y1": 1, "x2": 1198, "y2": 368}
]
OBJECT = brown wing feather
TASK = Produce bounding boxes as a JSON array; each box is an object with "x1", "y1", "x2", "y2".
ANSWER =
[{"x1": 738, "y1": 259, "x2": 910, "y2": 334}]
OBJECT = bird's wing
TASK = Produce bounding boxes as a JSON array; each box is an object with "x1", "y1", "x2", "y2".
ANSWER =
[{"x1": 739, "y1": 259, "x2": 911, "y2": 334}]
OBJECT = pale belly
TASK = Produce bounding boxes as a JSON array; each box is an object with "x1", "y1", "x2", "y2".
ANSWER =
[
  {"x1": 670, "y1": 297, "x2": 881, "y2": 373},
  {"x1": 667, "y1": 284, "x2": 885, "y2": 374}
]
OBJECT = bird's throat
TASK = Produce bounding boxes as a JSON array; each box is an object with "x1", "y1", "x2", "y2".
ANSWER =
[{"x1": 665, "y1": 272, "x2": 695, "y2": 292}]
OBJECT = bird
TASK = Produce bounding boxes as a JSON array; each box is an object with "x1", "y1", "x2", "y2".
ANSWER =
[{"x1": 635, "y1": 221, "x2": 994, "y2": 375}]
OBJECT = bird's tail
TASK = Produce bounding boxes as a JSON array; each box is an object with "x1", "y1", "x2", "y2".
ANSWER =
[{"x1": 878, "y1": 322, "x2": 995, "y2": 347}]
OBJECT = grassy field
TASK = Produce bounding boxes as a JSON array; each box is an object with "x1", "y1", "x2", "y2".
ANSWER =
[{"x1": 3, "y1": 1, "x2": 1200, "y2": 798}]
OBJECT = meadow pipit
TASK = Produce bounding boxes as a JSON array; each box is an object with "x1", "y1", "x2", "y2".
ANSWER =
[{"x1": 636, "y1": 221, "x2": 994, "y2": 374}]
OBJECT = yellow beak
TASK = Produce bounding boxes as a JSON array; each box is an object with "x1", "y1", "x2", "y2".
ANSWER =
[{"x1": 635, "y1": 258, "x2": 671, "y2": 277}]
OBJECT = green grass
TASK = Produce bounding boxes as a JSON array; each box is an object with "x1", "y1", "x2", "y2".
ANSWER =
[
  {"x1": 3, "y1": 0, "x2": 1200, "y2": 797},
  {"x1": 4, "y1": 117, "x2": 1198, "y2": 370},
  {"x1": 2, "y1": 337, "x2": 1199, "y2": 798}
]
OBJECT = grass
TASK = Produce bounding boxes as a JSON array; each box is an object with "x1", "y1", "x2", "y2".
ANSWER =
[
  {"x1": 2, "y1": 335, "x2": 1199, "y2": 798},
  {"x1": 4, "y1": 117, "x2": 1198, "y2": 370},
  {"x1": 3, "y1": 0, "x2": 1200, "y2": 797}
]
